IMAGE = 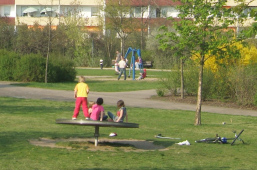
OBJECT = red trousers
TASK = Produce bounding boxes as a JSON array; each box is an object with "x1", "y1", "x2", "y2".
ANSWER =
[{"x1": 73, "y1": 97, "x2": 89, "y2": 118}]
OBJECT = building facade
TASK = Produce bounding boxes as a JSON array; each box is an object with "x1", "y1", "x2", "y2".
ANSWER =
[
  {"x1": 0, "y1": 0, "x2": 257, "y2": 32},
  {"x1": 0, "y1": 0, "x2": 101, "y2": 31}
]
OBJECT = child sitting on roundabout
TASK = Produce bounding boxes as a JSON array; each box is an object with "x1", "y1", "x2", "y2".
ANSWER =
[
  {"x1": 89, "y1": 98, "x2": 108, "y2": 121},
  {"x1": 107, "y1": 100, "x2": 128, "y2": 123}
]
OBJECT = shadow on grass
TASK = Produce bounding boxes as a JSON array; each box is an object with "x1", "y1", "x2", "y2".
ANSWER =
[
  {"x1": 76, "y1": 166, "x2": 229, "y2": 170},
  {"x1": 0, "y1": 131, "x2": 94, "y2": 153}
]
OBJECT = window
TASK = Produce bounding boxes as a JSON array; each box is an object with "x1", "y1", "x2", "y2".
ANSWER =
[
  {"x1": 4, "y1": 6, "x2": 11, "y2": 16},
  {"x1": 135, "y1": 7, "x2": 141, "y2": 18},
  {"x1": 91, "y1": 7, "x2": 99, "y2": 17},
  {"x1": 243, "y1": 7, "x2": 257, "y2": 18},
  {"x1": 156, "y1": 8, "x2": 161, "y2": 17},
  {"x1": 161, "y1": 7, "x2": 167, "y2": 17}
]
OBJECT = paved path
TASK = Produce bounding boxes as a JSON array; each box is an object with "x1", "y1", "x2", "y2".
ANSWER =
[{"x1": 1, "y1": 81, "x2": 257, "y2": 116}]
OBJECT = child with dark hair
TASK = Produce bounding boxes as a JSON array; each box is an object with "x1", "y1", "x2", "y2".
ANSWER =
[
  {"x1": 90, "y1": 97, "x2": 108, "y2": 121},
  {"x1": 107, "y1": 100, "x2": 128, "y2": 122}
]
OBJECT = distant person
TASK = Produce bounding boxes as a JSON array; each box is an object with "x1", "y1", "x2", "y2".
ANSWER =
[
  {"x1": 115, "y1": 50, "x2": 121, "y2": 74},
  {"x1": 72, "y1": 76, "x2": 90, "y2": 120},
  {"x1": 90, "y1": 97, "x2": 108, "y2": 121},
  {"x1": 100, "y1": 59, "x2": 103, "y2": 69},
  {"x1": 138, "y1": 56, "x2": 143, "y2": 72},
  {"x1": 118, "y1": 56, "x2": 126, "y2": 80},
  {"x1": 135, "y1": 58, "x2": 139, "y2": 69},
  {"x1": 137, "y1": 69, "x2": 147, "y2": 80},
  {"x1": 107, "y1": 100, "x2": 128, "y2": 122}
]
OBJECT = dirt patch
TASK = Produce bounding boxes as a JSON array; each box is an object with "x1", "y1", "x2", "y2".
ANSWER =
[{"x1": 29, "y1": 138, "x2": 168, "y2": 152}]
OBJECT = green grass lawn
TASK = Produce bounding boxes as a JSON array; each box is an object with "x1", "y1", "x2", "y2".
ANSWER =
[
  {"x1": 11, "y1": 68, "x2": 168, "y2": 92},
  {"x1": 1, "y1": 97, "x2": 256, "y2": 170}
]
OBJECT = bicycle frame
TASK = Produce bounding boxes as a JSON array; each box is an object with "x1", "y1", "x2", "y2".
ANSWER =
[{"x1": 195, "y1": 129, "x2": 244, "y2": 145}]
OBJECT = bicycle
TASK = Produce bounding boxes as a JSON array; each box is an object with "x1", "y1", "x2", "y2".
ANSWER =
[{"x1": 195, "y1": 129, "x2": 245, "y2": 145}]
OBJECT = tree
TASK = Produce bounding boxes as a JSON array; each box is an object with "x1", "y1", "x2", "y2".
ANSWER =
[
  {"x1": 103, "y1": 0, "x2": 137, "y2": 55},
  {"x1": 0, "y1": 19, "x2": 15, "y2": 50},
  {"x1": 158, "y1": 0, "x2": 249, "y2": 125}
]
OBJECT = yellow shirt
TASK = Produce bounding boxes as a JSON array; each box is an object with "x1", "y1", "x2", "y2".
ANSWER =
[{"x1": 74, "y1": 82, "x2": 89, "y2": 97}]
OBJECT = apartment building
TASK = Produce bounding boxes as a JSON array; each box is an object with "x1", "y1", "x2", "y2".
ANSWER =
[
  {"x1": 0, "y1": 0, "x2": 257, "y2": 32},
  {"x1": 0, "y1": 0, "x2": 101, "y2": 31},
  {"x1": 0, "y1": 0, "x2": 15, "y2": 25}
]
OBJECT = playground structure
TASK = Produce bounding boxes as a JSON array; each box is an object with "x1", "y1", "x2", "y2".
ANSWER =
[
  {"x1": 124, "y1": 47, "x2": 143, "y2": 80},
  {"x1": 56, "y1": 119, "x2": 139, "y2": 146}
]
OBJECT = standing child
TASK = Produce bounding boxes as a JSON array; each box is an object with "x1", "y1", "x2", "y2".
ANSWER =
[
  {"x1": 107, "y1": 100, "x2": 128, "y2": 122},
  {"x1": 72, "y1": 76, "x2": 90, "y2": 120},
  {"x1": 100, "y1": 59, "x2": 103, "y2": 69},
  {"x1": 90, "y1": 98, "x2": 108, "y2": 121}
]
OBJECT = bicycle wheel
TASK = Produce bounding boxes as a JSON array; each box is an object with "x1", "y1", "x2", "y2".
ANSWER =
[{"x1": 231, "y1": 129, "x2": 244, "y2": 145}]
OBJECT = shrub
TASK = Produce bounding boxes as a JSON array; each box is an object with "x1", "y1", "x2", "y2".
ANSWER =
[
  {"x1": 254, "y1": 93, "x2": 257, "y2": 106},
  {"x1": 183, "y1": 64, "x2": 198, "y2": 96},
  {"x1": 158, "y1": 68, "x2": 180, "y2": 95},
  {"x1": 156, "y1": 88, "x2": 165, "y2": 97},
  {"x1": 13, "y1": 53, "x2": 45, "y2": 82},
  {"x1": 230, "y1": 64, "x2": 257, "y2": 106},
  {"x1": 207, "y1": 67, "x2": 233, "y2": 100},
  {"x1": 0, "y1": 50, "x2": 76, "y2": 83},
  {"x1": 48, "y1": 56, "x2": 76, "y2": 82},
  {"x1": 0, "y1": 49, "x2": 19, "y2": 81}
]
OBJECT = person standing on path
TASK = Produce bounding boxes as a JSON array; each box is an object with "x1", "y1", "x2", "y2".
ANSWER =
[
  {"x1": 118, "y1": 56, "x2": 127, "y2": 80},
  {"x1": 72, "y1": 76, "x2": 90, "y2": 120}
]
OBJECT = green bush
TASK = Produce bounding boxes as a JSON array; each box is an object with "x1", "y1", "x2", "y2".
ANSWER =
[
  {"x1": 202, "y1": 68, "x2": 216, "y2": 100},
  {"x1": 48, "y1": 56, "x2": 76, "y2": 82},
  {"x1": 0, "y1": 49, "x2": 19, "y2": 81},
  {"x1": 254, "y1": 93, "x2": 257, "y2": 106},
  {"x1": 208, "y1": 67, "x2": 234, "y2": 100},
  {"x1": 230, "y1": 64, "x2": 257, "y2": 106},
  {"x1": 183, "y1": 64, "x2": 198, "y2": 96},
  {"x1": 0, "y1": 50, "x2": 75, "y2": 82},
  {"x1": 158, "y1": 68, "x2": 180, "y2": 95},
  {"x1": 13, "y1": 53, "x2": 45, "y2": 82},
  {"x1": 156, "y1": 88, "x2": 165, "y2": 97}
]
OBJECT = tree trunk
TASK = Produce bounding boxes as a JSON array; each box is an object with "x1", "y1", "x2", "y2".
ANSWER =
[
  {"x1": 195, "y1": 56, "x2": 204, "y2": 125},
  {"x1": 180, "y1": 58, "x2": 184, "y2": 99},
  {"x1": 45, "y1": 24, "x2": 51, "y2": 83},
  {"x1": 141, "y1": 12, "x2": 144, "y2": 50},
  {"x1": 121, "y1": 37, "x2": 125, "y2": 56}
]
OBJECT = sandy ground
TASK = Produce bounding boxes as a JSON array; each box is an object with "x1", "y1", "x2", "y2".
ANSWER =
[{"x1": 29, "y1": 137, "x2": 169, "y2": 152}]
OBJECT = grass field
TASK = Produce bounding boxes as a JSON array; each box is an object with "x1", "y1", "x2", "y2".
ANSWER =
[
  {"x1": 1, "y1": 97, "x2": 256, "y2": 170},
  {"x1": 11, "y1": 68, "x2": 168, "y2": 92},
  {"x1": 1, "y1": 68, "x2": 257, "y2": 170}
]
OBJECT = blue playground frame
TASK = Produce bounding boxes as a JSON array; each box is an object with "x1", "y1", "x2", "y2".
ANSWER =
[{"x1": 124, "y1": 47, "x2": 143, "y2": 80}]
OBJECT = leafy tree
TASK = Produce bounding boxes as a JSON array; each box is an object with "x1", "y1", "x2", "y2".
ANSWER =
[
  {"x1": 103, "y1": 0, "x2": 138, "y2": 55},
  {"x1": 0, "y1": 19, "x2": 15, "y2": 50},
  {"x1": 158, "y1": 0, "x2": 248, "y2": 125}
]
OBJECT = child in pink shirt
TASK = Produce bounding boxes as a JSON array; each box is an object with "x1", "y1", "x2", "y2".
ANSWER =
[{"x1": 90, "y1": 98, "x2": 108, "y2": 121}]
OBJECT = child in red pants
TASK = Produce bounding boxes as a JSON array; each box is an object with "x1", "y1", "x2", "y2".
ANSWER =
[{"x1": 72, "y1": 76, "x2": 90, "y2": 120}]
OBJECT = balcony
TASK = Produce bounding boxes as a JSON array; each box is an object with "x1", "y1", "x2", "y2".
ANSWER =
[{"x1": 15, "y1": 16, "x2": 100, "y2": 27}]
